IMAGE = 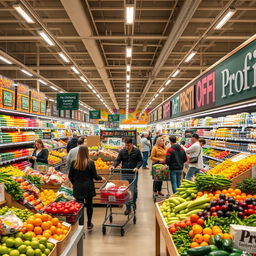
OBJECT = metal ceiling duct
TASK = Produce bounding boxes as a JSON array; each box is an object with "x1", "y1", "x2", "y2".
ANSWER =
[
  {"x1": 136, "y1": 0, "x2": 202, "y2": 110},
  {"x1": 60, "y1": 0, "x2": 119, "y2": 109}
]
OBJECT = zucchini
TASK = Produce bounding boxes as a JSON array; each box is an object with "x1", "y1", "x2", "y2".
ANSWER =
[
  {"x1": 209, "y1": 236, "x2": 215, "y2": 245},
  {"x1": 208, "y1": 250, "x2": 229, "y2": 256},
  {"x1": 231, "y1": 248, "x2": 242, "y2": 254},
  {"x1": 187, "y1": 245, "x2": 211, "y2": 255},
  {"x1": 187, "y1": 196, "x2": 210, "y2": 208},
  {"x1": 222, "y1": 239, "x2": 233, "y2": 252},
  {"x1": 229, "y1": 253, "x2": 242, "y2": 256},
  {"x1": 214, "y1": 235, "x2": 223, "y2": 248},
  {"x1": 209, "y1": 245, "x2": 218, "y2": 251},
  {"x1": 173, "y1": 201, "x2": 190, "y2": 213}
]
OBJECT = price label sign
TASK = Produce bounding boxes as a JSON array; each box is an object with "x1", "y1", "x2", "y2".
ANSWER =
[
  {"x1": 231, "y1": 153, "x2": 249, "y2": 162},
  {"x1": 62, "y1": 222, "x2": 71, "y2": 228},
  {"x1": 107, "y1": 138, "x2": 122, "y2": 147},
  {"x1": 48, "y1": 238, "x2": 58, "y2": 244},
  {"x1": 108, "y1": 196, "x2": 116, "y2": 202}
]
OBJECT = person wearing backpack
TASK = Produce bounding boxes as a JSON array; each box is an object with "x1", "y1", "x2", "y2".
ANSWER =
[{"x1": 166, "y1": 136, "x2": 187, "y2": 193}]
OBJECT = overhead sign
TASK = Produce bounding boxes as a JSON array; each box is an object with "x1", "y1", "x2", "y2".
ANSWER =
[
  {"x1": 163, "y1": 101, "x2": 171, "y2": 120},
  {"x1": 107, "y1": 138, "x2": 122, "y2": 147},
  {"x1": 172, "y1": 94, "x2": 180, "y2": 117},
  {"x1": 180, "y1": 85, "x2": 194, "y2": 114},
  {"x1": 56, "y1": 93, "x2": 79, "y2": 110},
  {"x1": 157, "y1": 106, "x2": 163, "y2": 120},
  {"x1": 89, "y1": 110, "x2": 101, "y2": 119},
  {"x1": 99, "y1": 120, "x2": 105, "y2": 124},
  {"x1": 108, "y1": 114, "x2": 120, "y2": 122}
]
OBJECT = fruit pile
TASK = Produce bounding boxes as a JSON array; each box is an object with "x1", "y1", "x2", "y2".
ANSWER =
[
  {"x1": 44, "y1": 201, "x2": 82, "y2": 215},
  {"x1": 0, "y1": 206, "x2": 33, "y2": 222},
  {"x1": 48, "y1": 155, "x2": 62, "y2": 165},
  {"x1": 0, "y1": 231, "x2": 55, "y2": 256},
  {"x1": 94, "y1": 158, "x2": 110, "y2": 169},
  {"x1": 39, "y1": 190, "x2": 56, "y2": 207},
  {"x1": 0, "y1": 165, "x2": 24, "y2": 177},
  {"x1": 49, "y1": 150, "x2": 66, "y2": 158},
  {"x1": 22, "y1": 213, "x2": 70, "y2": 241},
  {"x1": 208, "y1": 155, "x2": 256, "y2": 179}
]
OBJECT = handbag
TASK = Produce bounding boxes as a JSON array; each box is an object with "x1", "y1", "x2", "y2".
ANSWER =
[{"x1": 189, "y1": 148, "x2": 201, "y2": 164}]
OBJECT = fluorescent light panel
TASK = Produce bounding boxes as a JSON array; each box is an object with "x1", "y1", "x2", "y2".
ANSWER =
[
  {"x1": 165, "y1": 79, "x2": 172, "y2": 86},
  {"x1": 58, "y1": 52, "x2": 70, "y2": 63},
  {"x1": 126, "y1": 83, "x2": 130, "y2": 88},
  {"x1": 126, "y1": 47, "x2": 132, "y2": 58},
  {"x1": 38, "y1": 31, "x2": 55, "y2": 46},
  {"x1": 215, "y1": 8, "x2": 236, "y2": 29},
  {"x1": 21, "y1": 69, "x2": 33, "y2": 77},
  {"x1": 80, "y1": 76, "x2": 87, "y2": 83},
  {"x1": 160, "y1": 87, "x2": 164, "y2": 93},
  {"x1": 172, "y1": 69, "x2": 180, "y2": 77},
  {"x1": 0, "y1": 56, "x2": 12, "y2": 64},
  {"x1": 50, "y1": 86, "x2": 58, "y2": 91},
  {"x1": 92, "y1": 89, "x2": 96, "y2": 94},
  {"x1": 185, "y1": 51, "x2": 197, "y2": 63},
  {"x1": 127, "y1": 74, "x2": 130, "y2": 81},
  {"x1": 38, "y1": 79, "x2": 47, "y2": 85},
  {"x1": 126, "y1": 64, "x2": 131, "y2": 72},
  {"x1": 71, "y1": 66, "x2": 79, "y2": 74},
  {"x1": 13, "y1": 4, "x2": 34, "y2": 23},
  {"x1": 126, "y1": 6, "x2": 135, "y2": 24},
  {"x1": 87, "y1": 84, "x2": 92, "y2": 89}
]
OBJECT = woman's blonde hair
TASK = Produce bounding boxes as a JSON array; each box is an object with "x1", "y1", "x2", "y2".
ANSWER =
[
  {"x1": 156, "y1": 137, "x2": 165, "y2": 147},
  {"x1": 74, "y1": 145, "x2": 89, "y2": 170}
]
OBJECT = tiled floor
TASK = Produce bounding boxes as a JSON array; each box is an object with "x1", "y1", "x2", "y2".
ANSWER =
[{"x1": 83, "y1": 168, "x2": 167, "y2": 256}]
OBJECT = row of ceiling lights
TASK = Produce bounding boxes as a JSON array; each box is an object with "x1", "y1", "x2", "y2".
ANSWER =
[
  {"x1": 11, "y1": 3, "x2": 114, "y2": 114},
  {"x1": 143, "y1": 7, "x2": 236, "y2": 113},
  {"x1": 125, "y1": 4, "x2": 135, "y2": 119}
]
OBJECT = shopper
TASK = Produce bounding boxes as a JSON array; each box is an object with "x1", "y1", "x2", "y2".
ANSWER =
[
  {"x1": 151, "y1": 137, "x2": 167, "y2": 196},
  {"x1": 67, "y1": 132, "x2": 78, "y2": 153},
  {"x1": 166, "y1": 136, "x2": 187, "y2": 193},
  {"x1": 199, "y1": 138, "x2": 206, "y2": 147},
  {"x1": 28, "y1": 139, "x2": 49, "y2": 169},
  {"x1": 182, "y1": 134, "x2": 203, "y2": 181},
  {"x1": 66, "y1": 137, "x2": 85, "y2": 168},
  {"x1": 141, "y1": 133, "x2": 151, "y2": 169},
  {"x1": 111, "y1": 138, "x2": 143, "y2": 215},
  {"x1": 153, "y1": 131, "x2": 162, "y2": 146},
  {"x1": 148, "y1": 131, "x2": 153, "y2": 149},
  {"x1": 68, "y1": 145, "x2": 104, "y2": 229}
]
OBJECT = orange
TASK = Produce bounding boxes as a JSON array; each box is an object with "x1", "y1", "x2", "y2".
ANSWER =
[
  {"x1": 222, "y1": 233, "x2": 231, "y2": 239},
  {"x1": 56, "y1": 228, "x2": 63, "y2": 235},
  {"x1": 59, "y1": 235, "x2": 65, "y2": 241},
  {"x1": 193, "y1": 234, "x2": 204, "y2": 243},
  {"x1": 213, "y1": 228, "x2": 222, "y2": 235},
  {"x1": 231, "y1": 192, "x2": 236, "y2": 197},
  {"x1": 34, "y1": 226, "x2": 42, "y2": 235},
  {"x1": 200, "y1": 241, "x2": 209, "y2": 246},
  {"x1": 34, "y1": 213, "x2": 42, "y2": 219},
  {"x1": 222, "y1": 189, "x2": 227, "y2": 194},
  {"x1": 27, "y1": 217, "x2": 35, "y2": 225},
  {"x1": 34, "y1": 218, "x2": 42, "y2": 226},
  {"x1": 53, "y1": 234, "x2": 59, "y2": 240},
  {"x1": 41, "y1": 214, "x2": 49, "y2": 222},
  {"x1": 234, "y1": 189, "x2": 241, "y2": 195},
  {"x1": 192, "y1": 225, "x2": 203, "y2": 235},
  {"x1": 203, "y1": 234, "x2": 211, "y2": 243},
  {"x1": 36, "y1": 235, "x2": 43, "y2": 239},
  {"x1": 42, "y1": 231, "x2": 51, "y2": 239},
  {"x1": 50, "y1": 226, "x2": 57, "y2": 234},
  {"x1": 228, "y1": 188, "x2": 233, "y2": 193},
  {"x1": 26, "y1": 224, "x2": 34, "y2": 231},
  {"x1": 197, "y1": 192, "x2": 203, "y2": 196},
  {"x1": 27, "y1": 231, "x2": 36, "y2": 238},
  {"x1": 203, "y1": 228, "x2": 212, "y2": 235},
  {"x1": 190, "y1": 242, "x2": 200, "y2": 248},
  {"x1": 42, "y1": 221, "x2": 51, "y2": 230},
  {"x1": 52, "y1": 218, "x2": 59, "y2": 226}
]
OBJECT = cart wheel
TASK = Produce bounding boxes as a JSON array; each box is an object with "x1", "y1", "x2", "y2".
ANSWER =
[
  {"x1": 102, "y1": 226, "x2": 106, "y2": 235},
  {"x1": 109, "y1": 215, "x2": 113, "y2": 223},
  {"x1": 133, "y1": 216, "x2": 136, "y2": 224},
  {"x1": 121, "y1": 228, "x2": 125, "y2": 236}
]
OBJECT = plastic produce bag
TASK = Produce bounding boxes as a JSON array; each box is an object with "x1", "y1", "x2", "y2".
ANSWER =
[
  {"x1": 55, "y1": 185, "x2": 75, "y2": 202},
  {"x1": 152, "y1": 164, "x2": 170, "y2": 181},
  {"x1": 0, "y1": 211, "x2": 23, "y2": 235},
  {"x1": 46, "y1": 174, "x2": 63, "y2": 185}
]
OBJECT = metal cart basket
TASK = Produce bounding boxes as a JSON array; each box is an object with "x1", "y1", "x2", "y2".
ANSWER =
[
  {"x1": 100, "y1": 169, "x2": 137, "y2": 236},
  {"x1": 152, "y1": 164, "x2": 171, "y2": 202}
]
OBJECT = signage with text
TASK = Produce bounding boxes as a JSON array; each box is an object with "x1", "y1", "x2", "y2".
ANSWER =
[
  {"x1": 108, "y1": 114, "x2": 120, "y2": 122},
  {"x1": 172, "y1": 95, "x2": 180, "y2": 117},
  {"x1": 157, "y1": 106, "x2": 163, "y2": 120},
  {"x1": 56, "y1": 93, "x2": 79, "y2": 110},
  {"x1": 107, "y1": 138, "x2": 122, "y2": 147},
  {"x1": 163, "y1": 101, "x2": 171, "y2": 119},
  {"x1": 180, "y1": 85, "x2": 194, "y2": 114},
  {"x1": 89, "y1": 110, "x2": 101, "y2": 119}
]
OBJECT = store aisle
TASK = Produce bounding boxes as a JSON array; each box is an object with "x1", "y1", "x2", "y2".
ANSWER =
[{"x1": 83, "y1": 168, "x2": 165, "y2": 256}]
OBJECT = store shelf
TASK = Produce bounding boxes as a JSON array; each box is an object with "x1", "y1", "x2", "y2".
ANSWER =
[
  {"x1": 0, "y1": 156, "x2": 29, "y2": 166},
  {"x1": 0, "y1": 141, "x2": 35, "y2": 148},
  {"x1": 49, "y1": 146, "x2": 66, "y2": 151},
  {"x1": 53, "y1": 137, "x2": 69, "y2": 140},
  {"x1": 204, "y1": 145, "x2": 256, "y2": 155},
  {"x1": 167, "y1": 124, "x2": 256, "y2": 130},
  {"x1": 203, "y1": 155, "x2": 224, "y2": 162},
  {"x1": 51, "y1": 160, "x2": 66, "y2": 168},
  {"x1": 202, "y1": 136, "x2": 256, "y2": 143}
]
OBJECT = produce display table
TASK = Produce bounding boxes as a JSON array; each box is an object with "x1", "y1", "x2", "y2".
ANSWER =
[
  {"x1": 60, "y1": 225, "x2": 84, "y2": 256},
  {"x1": 155, "y1": 202, "x2": 179, "y2": 256}
]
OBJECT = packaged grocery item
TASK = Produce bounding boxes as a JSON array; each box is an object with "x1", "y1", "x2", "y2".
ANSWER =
[
  {"x1": 152, "y1": 164, "x2": 170, "y2": 181},
  {"x1": 55, "y1": 185, "x2": 75, "y2": 202},
  {"x1": 15, "y1": 83, "x2": 29, "y2": 112},
  {"x1": 230, "y1": 224, "x2": 256, "y2": 253},
  {"x1": 0, "y1": 211, "x2": 23, "y2": 235},
  {"x1": 0, "y1": 75, "x2": 15, "y2": 110}
]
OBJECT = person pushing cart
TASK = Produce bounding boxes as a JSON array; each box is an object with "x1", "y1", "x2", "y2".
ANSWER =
[{"x1": 110, "y1": 137, "x2": 143, "y2": 215}]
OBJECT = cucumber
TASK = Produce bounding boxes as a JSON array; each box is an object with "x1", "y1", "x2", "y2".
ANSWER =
[
  {"x1": 231, "y1": 248, "x2": 243, "y2": 254},
  {"x1": 187, "y1": 245, "x2": 211, "y2": 255},
  {"x1": 209, "y1": 236, "x2": 216, "y2": 245},
  {"x1": 208, "y1": 250, "x2": 229, "y2": 256},
  {"x1": 173, "y1": 201, "x2": 190, "y2": 213},
  {"x1": 229, "y1": 253, "x2": 242, "y2": 256},
  {"x1": 209, "y1": 245, "x2": 218, "y2": 251},
  {"x1": 214, "y1": 235, "x2": 223, "y2": 248},
  {"x1": 222, "y1": 239, "x2": 233, "y2": 252}
]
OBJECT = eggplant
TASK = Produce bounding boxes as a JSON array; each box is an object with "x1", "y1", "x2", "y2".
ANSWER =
[
  {"x1": 228, "y1": 203, "x2": 234, "y2": 210},
  {"x1": 225, "y1": 211, "x2": 231, "y2": 217},
  {"x1": 221, "y1": 205, "x2": 229, "y2": 212},
  {"x1": 238, "y1": 206, "x2": 244, "y2": 212},
  {"x1": 232, "y1": 204, "x2": 239, "y2": 211},
  {"x1": 219, "y1": 194, "x2": 226, "y2": 200},
  {"x1": 238, "y1": 212, "x2": 244, "y2": 218},
  {"x1": 228, "y1": 197, "x2": 236, "y2": 204},
  {"x1": 217, "y1": 210, "x2": 224, "y2": 217},
  {"x1": 197, "y1": 211, "x2": 204, "y2": 217},
  {"x1": 246, "y1": 198, "x2": 253, "y2": 205},
  {"x1": 211, "y1": 201, "x2": 217, "y2": 207},
  {"x1": 219, "y1": 199, "x2": 225, "y2": 206}
]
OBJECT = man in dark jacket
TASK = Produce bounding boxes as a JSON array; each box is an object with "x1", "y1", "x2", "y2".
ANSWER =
[
  {"x1": 67, "y1": 132, "x2": 78, "y2": 153},
  {"x1": 166, "y1": 136, "x2": 187, "y2": 193},
  {"x1": 111, "y1": 137, "x2": 143, "y2": 215}
]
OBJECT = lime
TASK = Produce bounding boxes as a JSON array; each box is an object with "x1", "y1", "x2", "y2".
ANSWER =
[
  {"x1": 20, "y1": 254, "x2": 26, "y2": 256},
  {"x1": 34, "y1": 249, "x2": 42, "y2": 256},
  {"x1": 3, "y1": 254, "x2": 9, "y2": 256},
  {"x1": 17, "y1": 245, "x2": 27, "y2": 254},
  {"x1": 2, "y1": 236, "x2": 9, "y2": 243},
  {"x1": 15, "y1": 232, "x2": 23, "y2": 239},
  {"x1": 0, "y1": 246, "x2": 9, "y2": 254},
  {"x1": 42, "y1": 254, "x2": 46, "y2": 256},
  {"x1": 46, "y1": 243, "x2": 53, "y2": 251},
  {"x1": 14, "y1": 238, "x2": 23, "y2": 248},
  {"x1": 44, "y1": 248, "x2": 50, "y2": 256},
  {"x1": 23, "y1": 233, "x2": 32, "y2": 242},
  {"x1": 6, "y1": 238, "x2": 15, "y2": 248},
  {"x1": 39, "y1": 244, "x2": 45, "y2": 252},
  {"x1": 39, "y1": 238, "x2": 47, "y2": 246},
  {"x1": 31, "y1": 241, "x2": 39, "y2": 249},
  {"x1": 23, "y1": 241, "x2": 31, "y2": 246},
  {"x1": 26, "y1": 248, "x2": 35, "y2": 256},
  {"x1": 9, "y1": 249, "x2": 20, "y2": 256}
]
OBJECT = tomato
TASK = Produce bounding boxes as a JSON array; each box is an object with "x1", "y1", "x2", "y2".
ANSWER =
[
  {"x1": 169, "y1": 227, "x2": 177, "y2": 234},
  {"x1": 248, "y1": 205, "x2": 254, "y2": 209},
  {"x1": 190, "y1": 214, "x2": 199, "y2": 222},
  {"x1": 215, "y1": 205, "x2": 221, "y2": 211},
  {"x1": 185, "y1": 220, "x2": 192, "y2": 226},
  {"x1": 178, "y1": 221, "x2": 186, "y2": 228},
  {"x1": 248, "y1": 209, "x2": 254, "y2": 215},
  {"x1": 197, "y1": 218, "x2": 204, "y2": 226},
  {"x1": 63, "y1": 209, "x2": 69, "y2": 214},
  {"x1": 51, "y1": 207, "x2": 58, "y2": 214},
  {"x1": 212, "y1": 212, "x2": 218, "y2": 217}
]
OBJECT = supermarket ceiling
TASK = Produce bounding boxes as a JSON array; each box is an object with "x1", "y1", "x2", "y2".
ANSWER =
[{"x1": 0, "y1": 0, "x2": 255, "y2": 112}]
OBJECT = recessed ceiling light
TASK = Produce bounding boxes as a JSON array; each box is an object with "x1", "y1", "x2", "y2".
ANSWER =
[
  {"x1": 21, "y1": 69, "x2": 33, "y2": 77},
  {"x1": 58, "y1": 52, "x2": 70, "y2": 63},
  {"x1": 71, "y1": 66, "x2": 79, "y2": 74},
  {"x1": 126, "y1": 6, "x2": 135, "y2": 24},
  {"x1": 38, "y1": 31, "x2": 55, "y2": 46},
  {"x1": 215, "y1": 7, "x2": 236, "y2": 29},
  {"x1": 126, "y1": 64, "x2": 131, "y2": 72},
  {"x1": 159, "y1": 87, "x2": 164, "y2": 93},
  {"x1": 0, "y1": 56, "x2": 12, "y2": 65},
  {"x1": 80, "y1": 76, "x2": 87, "y2": 83},
  {"x1": 38, "y1": 79, "x2": 47, "y2": 85},
  {"x1": 126, "y1": 47, "x2": 132, "y2": 58},
  {"x1": 184, "y1": 51, "x2": 197, "y2": 63},
  {"x1": 13, "y1": 4, "x2": 34, "y2": 23},
  {"x1": 126, "y1": 74, "x2": 130, "y2": 81},
  {"x1": 127, "y1": 89, "x2": 130, "y2": 93},
  {"x1": 126, "y1": 83, "x2": 130, "y2": 88},
  {"x1": 172, "y1": 69, "x2": 180, "y2": 77},
  {"x1": 50, "y1": 86, "x2": 58, "y2": 91},
  {"x1": 165, "y1": 79, "x2": 172, "y2": 86}
]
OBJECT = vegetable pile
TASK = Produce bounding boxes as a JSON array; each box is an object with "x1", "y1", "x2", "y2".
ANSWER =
[
  {"x1": 236, "y1": 178, "x2": 256, "y2": 195},
  {"x1": 0, "y1": 206, "x2": 33, "y2": 222},
  {"x1": 175, "y1": 180, "x2": 199, "y2": 200}
]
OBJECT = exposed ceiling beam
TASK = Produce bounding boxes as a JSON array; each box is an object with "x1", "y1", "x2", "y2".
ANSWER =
[
  {"x1": 60, "y1": 0, "x2": 119, "y2": 109},
  {"x1": 136, "y1": 0, "x2": 202, "y2": 110}
]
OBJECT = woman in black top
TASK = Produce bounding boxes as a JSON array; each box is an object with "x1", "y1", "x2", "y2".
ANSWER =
[
  {"x1": 28, "y1": 139, "x2": 49, "y2": 168},
  {"x1": 69, "y1": 145, "x2": 104, "y2": 229}
]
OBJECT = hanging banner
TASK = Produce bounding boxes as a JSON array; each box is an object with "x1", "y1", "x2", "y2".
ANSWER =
[
  {"x1": 172, "y1": 95, "x2": 180, "y2": 117},
  {"x1": 56, "y1": 93, "x2": 79, "y2": 110},
  {"x1": 89, "y1": 110, "x2": 101, "y2": 119},
  {"x1": 163, "y1": 101, "x2": 171, "y2": 120},
  {"x1": 108, "y1": 114, "x2": 120, "y2": 122}
]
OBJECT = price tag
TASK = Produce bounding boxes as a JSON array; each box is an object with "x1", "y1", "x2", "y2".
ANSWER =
[
  {"x1": 231, "y1": 153, "x2": 248, "y2": 162},
  {"x1": 48, "y1": 238, "x2": 58, "y2": 244},
  {"x1": 108, "y1": 196, "x2": 116, "y2": 202},
  {"x1": 62, "y1": 221, "x2": 71, "y2": 228}
]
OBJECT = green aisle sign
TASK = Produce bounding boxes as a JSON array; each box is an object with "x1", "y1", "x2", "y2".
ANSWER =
[
  {"x1": 99, "y1": 120, "x2": 104, "y2": 124},
  {"x1": 21, "y1": 96, "x2": 29, "y2": 110},
  {"x1": 3, "y1": 90, "x2": 13, "y2": 107},
  {"x1": 56, "y1": 93, "x2": 79, "y2": 110},
  {"x1": 108, "y1": 114, "x2": 120, "y2": 122},
  {"x1": 89, "y1": 110, "x2": 101, "y2": 119}
]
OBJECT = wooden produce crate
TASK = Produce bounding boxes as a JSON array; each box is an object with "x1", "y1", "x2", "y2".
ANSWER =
[
  {"x1": 231, "y1": 168, "x2": 252, "y2": 188},
  {"x1": 56, "y1": 223, "x2": 73, "y2": 255},
  {"x1": 48, "y1": 243, "x2": 57, "y2": 256},
  {"x1": 5, "y1": 192, "x2": 27, "y2": 210}
]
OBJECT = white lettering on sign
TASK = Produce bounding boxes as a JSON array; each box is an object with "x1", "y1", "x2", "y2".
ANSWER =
[
  {"x1": 107, "y1": 138, "x2": 122, "y2": 147},
  {"x1": 221, "y1": 50, "x2": 256, "y2": 98}
]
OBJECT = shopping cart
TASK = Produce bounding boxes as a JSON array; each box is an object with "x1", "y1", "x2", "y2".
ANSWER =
[
  {"x1": 100, "y1": 169, "x2": 137, "y2": 236},
  {"x1": 152, "y1": 164, "x2": 171, "y2": 202}
]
